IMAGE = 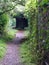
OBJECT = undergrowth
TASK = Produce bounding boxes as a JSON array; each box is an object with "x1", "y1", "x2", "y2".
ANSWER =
[
  {"x1": 20, "y1": 41, "x2": 36, "y2": 65},
  {"x1": 0, "y1": 39, "x2": 6, "y2": 59}
]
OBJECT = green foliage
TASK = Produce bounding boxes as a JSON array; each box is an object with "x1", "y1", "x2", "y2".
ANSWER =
[
  {"x1": 25, "y1": 0, "x2": 37, "y2": 20},
  {"x1": 0, "y1": 39, "x2": 6, "y2": 58},
  {"x1": 1, "y1": 29, "x2": 17, "y2": 42},
  {"x1": 37, "y1": 0, "x2": 49, "y2": 64},
  {"x1": 39, "y1": 0, "x2": 49, "y2": 6},
  {"x1": 0, "y1": 13, "x2": 9, "y2": 35},
  {"x1": 21, "y1": 0, "x2": 38, "y2": 64},
  {"x1": 0, "y1": 0, "x2": 26, "y2": 15},
  {"x1": 20, "y1": 42, "x2": 36, "y2": 65},
  {"x1": 21, "y1": 0, "x2": 49, "y2": 65}
]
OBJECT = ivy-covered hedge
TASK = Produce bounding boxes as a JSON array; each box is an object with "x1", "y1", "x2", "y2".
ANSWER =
[
  {"x1": 37, "y1": 0, "x2": 49, "y2": 65},
  {"x1": 24, "y1": 0, "x2": 49, "y2": 65}
]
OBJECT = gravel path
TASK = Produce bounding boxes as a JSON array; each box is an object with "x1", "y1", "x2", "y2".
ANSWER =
[{"x1": 0, "y1": 31, "x2": 26, "y2": 65}]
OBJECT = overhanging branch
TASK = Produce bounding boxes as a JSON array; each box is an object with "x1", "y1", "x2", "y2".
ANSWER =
[{"x1": 0, "y1": 4, "x2": 17, "y2": 15}]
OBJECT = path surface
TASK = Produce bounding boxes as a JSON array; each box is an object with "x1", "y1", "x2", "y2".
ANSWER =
[
  {"x1": 0, "y1": 43, "x2": 21, "y2": 65},
  {"x1": 0, "y1": 31, "x2": 26, "y2": 65}
]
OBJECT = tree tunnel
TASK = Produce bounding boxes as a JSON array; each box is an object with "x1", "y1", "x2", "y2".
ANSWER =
[{"x1": 13, "y1": 13, "x2": 28, "y2": 30}]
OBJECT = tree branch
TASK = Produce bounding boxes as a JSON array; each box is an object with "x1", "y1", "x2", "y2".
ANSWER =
[{"x1": 0, "y1": 4, "x2": 17, "y2": 15}]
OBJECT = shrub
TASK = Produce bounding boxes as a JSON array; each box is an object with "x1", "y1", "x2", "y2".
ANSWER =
[{"x1": 0, "y1": 13, "x2": 9, "y2": 36}]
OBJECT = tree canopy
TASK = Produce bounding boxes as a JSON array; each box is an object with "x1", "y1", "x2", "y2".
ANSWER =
[{"x1": 0, "y1": 0, "x2": 26, "y2": 15}]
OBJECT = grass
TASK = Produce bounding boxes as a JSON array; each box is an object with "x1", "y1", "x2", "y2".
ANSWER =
[
  {"x1": 23, "y1": 30, "x2": 29, "y2": 37},
  {"x1": 5, "y1": 29, "x2": 17, "y2": 41},
  {"x1": 7, "y1": 29, "x2": 17, "y2": 37},
  {"x1": 20, "y1": 43, "x2": 31, "y2": 63},
  {"x1": 20, "y1": 42, "x2": 36, "y2": 65},
  {"x1": 1, "y1": 29, "x2": 17, "y2": 42},
  {"x1": 0, "y1": 39, "x2": 6, "y2": 59}
]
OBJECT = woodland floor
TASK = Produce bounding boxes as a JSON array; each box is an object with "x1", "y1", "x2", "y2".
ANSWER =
[{"x1": 0, "y1": 31, "x2": 26, "y2": 65}]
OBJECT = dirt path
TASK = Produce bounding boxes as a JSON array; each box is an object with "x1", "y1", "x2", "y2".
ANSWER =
[
  {"x1": 0, "y1": 31, "x2": 26, "y2": 65},
  {"x1": 0, "y1": 42, "x2": 22, "y2": 65}
]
